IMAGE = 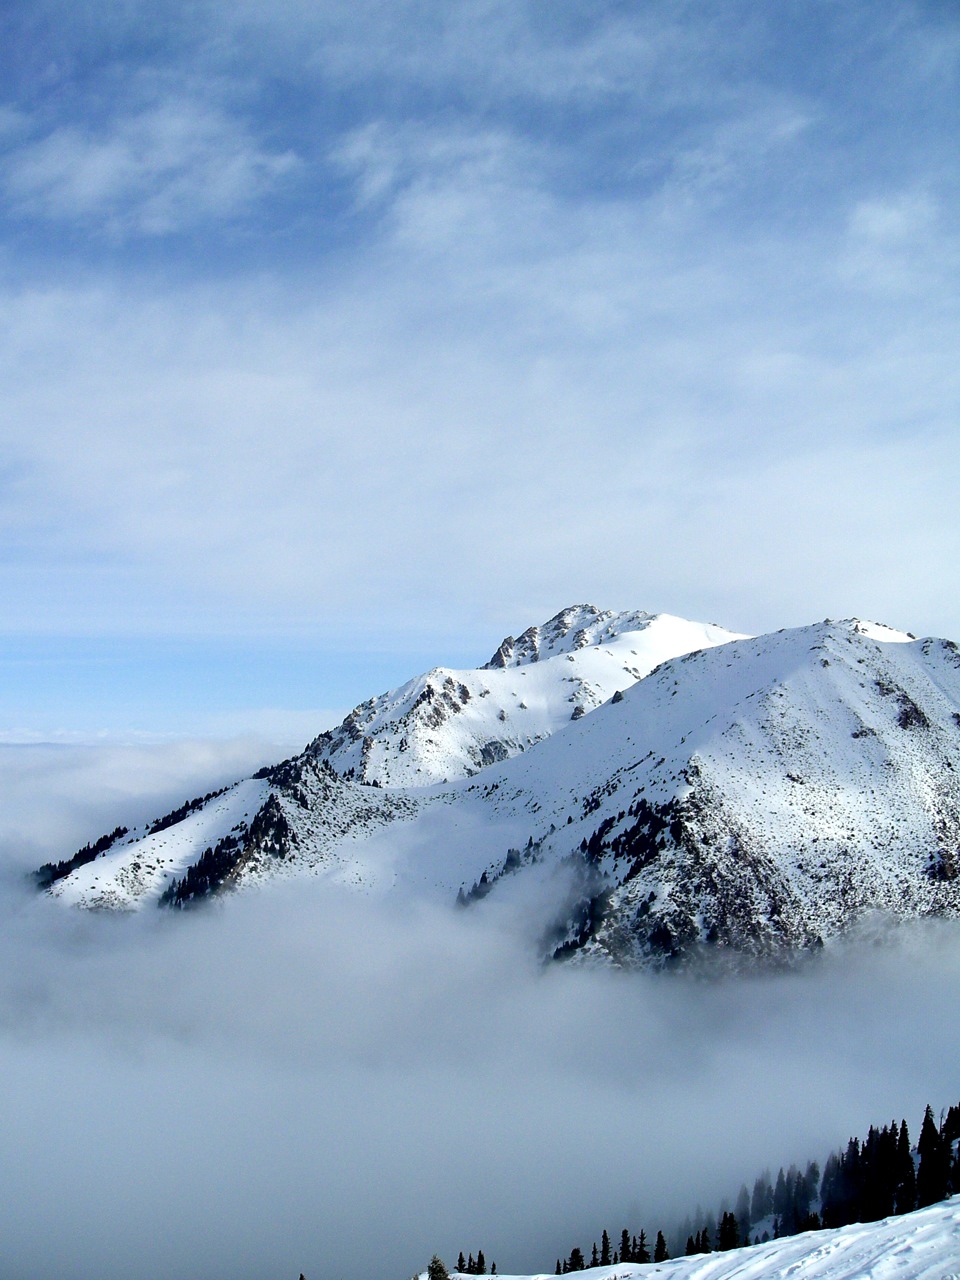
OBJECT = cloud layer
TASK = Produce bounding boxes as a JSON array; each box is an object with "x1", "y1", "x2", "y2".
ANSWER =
[{"x1": 3, "y1": 741, "x2": 960, "y2": 1280}]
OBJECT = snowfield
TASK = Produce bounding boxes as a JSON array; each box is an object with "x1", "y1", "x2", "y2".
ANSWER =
[{"x1": 477, "y1": 1198, "x2": 960, "y2": 1280}]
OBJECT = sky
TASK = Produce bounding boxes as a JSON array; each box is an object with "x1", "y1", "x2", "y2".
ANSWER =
[{"x1": 1, "y1": 0, "x2": 959, "y2": 736}]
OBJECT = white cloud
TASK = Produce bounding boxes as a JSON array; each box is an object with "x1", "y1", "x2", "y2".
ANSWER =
[{"x1": 2, "y1": 98, "x2": 298, "y2": 235}]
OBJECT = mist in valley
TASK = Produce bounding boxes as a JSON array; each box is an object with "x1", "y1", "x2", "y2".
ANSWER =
[{"x1": 2, "y1": 742, "x2": 959, "y2": 1280}]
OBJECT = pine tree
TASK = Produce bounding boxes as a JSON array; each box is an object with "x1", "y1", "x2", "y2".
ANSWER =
[
  {"x1": 917, "y1": 1105, "x2": 950, "y2": 1207},
  {"x1": 620, "y1": 1230, "x2": 631, "y2": 1264},
  {"x1": 600, "y1": 1231, "x2": 611, "y2": 1267},
  {"x1": 429, "y1": 1257, "x2": 450, "y2": 1280},
  {"x1": 684, "y1": 1237, "x2": 695, "y2": 1257},
  {"x1": 477, "y1": 1251, "x2": 486, "y2": 1275},
  {"x1": 458, "y1": 1254, "x2": 467, "y2": 1273},
  {"x1": 556, "y1": 1260, "x2": 561, "y2": 1275},
  {"x1": 773, "y1": 1167, "x2": 789, "y2": 1220},
  {"x1": 591, "y1": 1244, "x2": 598, "y2": 1268},
  {"x1": 895, "y1": 1119, "x2": 917, "y2": 1214},
  {"x1": 567, "y1": 1247, "x2": 585, "y2": 1272},
  {"x1": 751, "y1": 1171, "x2": 773, "y2": 1223},
  {"x1": 636, "y1": 1230, "x2": 650, "y2": 1264},
  {"x1": 654, "y1": 1231, "x2": 668, "y2": 1262},
  {"x1": 735, "y1": 1183, "x2": 751, "y2": 1241}
]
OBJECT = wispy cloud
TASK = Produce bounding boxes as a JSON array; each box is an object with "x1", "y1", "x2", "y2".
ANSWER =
[{"x1": 1, "y1": 96, "x2": 298, "y2": 235}]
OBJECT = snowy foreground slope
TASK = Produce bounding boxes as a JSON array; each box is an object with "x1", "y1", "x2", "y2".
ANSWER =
[
  {"x1": 38, "y1": 606, "x2": 960, "y2": 966},
  {"x1": 470, "y1": 1198, "x2": 960, "y2": 1280}
]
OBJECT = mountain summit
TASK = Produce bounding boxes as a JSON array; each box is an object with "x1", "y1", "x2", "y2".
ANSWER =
[{"x1": 36, "y1": 608, "x2": 960, "y2": 968}]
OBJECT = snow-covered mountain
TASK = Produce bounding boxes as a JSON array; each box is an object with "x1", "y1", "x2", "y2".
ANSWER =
[
  {"x1": 36, "y1": 607, "x2": 960, "y2": 967},
  {"x1": 465, "y1": 1197, "x2": 960, "y2": 1280},
  {"x1": 304, "y1": 606, "x2": 742, "y2": 786}
]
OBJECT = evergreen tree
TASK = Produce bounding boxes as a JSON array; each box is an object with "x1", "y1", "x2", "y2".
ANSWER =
[
  {"x1": 895, "y1": 1119, "x2": 917, "y2": 1214},
  {"x1": 567, "y1": 1247, "x2": 585, "y2": 1272},
  {"x1": 751, "y1": 1171, "x2": 773, "y2": 1223},
  {"x1": 477, "y1": 1251, "x2": 486, "y2": 1275},
  {"x1": 654, "y1": 1232, "x2": 668, "y2": 1262},
  {"x1": 917, "y1": 1106, "x2": 950, "y2": 1207},
  {"x1": 600, "y1": 1231, "x2": 611, "y2": 1267},
  {"x1": 429, "y1": 1258, "x2": 450, "y2": 1280},
  {"x1": 620, "y1": 1230, "x2": 631, "y2": 1264},
  {"x1": 458, "y1": 1254, "x2": 467, "y2": 1273},
  {"x1": 684, "y1": 1237, "x2": 695, "y2": 1257},
  {"x1": 718, "y1": 1212, "x2": 739, "y2": 1251},
  {"x1": 591, "y1": 1244, "x2": 598, "y2": 1268},
  {"x1": 636, "y1": 1230, "x2": 650, "y2": 1264},
  {"x1": 735, "y1": 1183, "x2": 751, "y2": 1241},
  {"x1": 556, "y1": 1261, "x2": 561, "y2": 1275},
  {"x1": 773, "y1": 1168, "x2": 789, "y2": 1220}
]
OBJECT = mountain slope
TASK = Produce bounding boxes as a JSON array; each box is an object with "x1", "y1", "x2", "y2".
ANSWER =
[
  {"x1": 39, "y1": 611, "x2": 960, "y2": 968},
  {"x1": 472, "y1": 1197, "x2": 960, "y2": 1280},
  {"x1": 303, "y1": 606, "x2": 743, "y2": 787}
]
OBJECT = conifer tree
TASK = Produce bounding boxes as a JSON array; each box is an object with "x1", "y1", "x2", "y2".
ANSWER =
[
  {"x1": 458, "y1": 1254, "x2": 466, "y2": 1273},
  {"x1": 429, "y1": 1257, "x2": 450, "y2": 1280},
  {"x1": 477, "y1": 1251, "x2": 486, "y2": 1275},
  {"x1": 917, "y1": 1106, "x2": 950, "y2": 1207},
  {"x1": 735, "y1": 1184, "x2": 751, "y2": 1241},
  {"x1": 654, "y1": 1231, "x2": 668, "y2": 1262},
  {"x1": 591, "y1": 1244, "x2": 598, "y2": 1268},
  {"x1": 895, "y1": 1119, "x2": 917, "y2": 1214},
  {"x1": 751, "y1": 1171, "x2": 773, "y2": 1223},
  {"x1": 636, "y1": 1230, "x2": 650, "y2": 1264},
  {"x1": 684, "y1": 1237, "x2": 695, "y2": 1257},
  {"x1": 718, "y1": 1212, "x2": 739, "y2": 1251},
  {"x1": 620, "y1": 1230, "x2": 631, "y2": 1264},
  {"x1": 600, "y1": 1231, "x2": 611, "y2": 1267}
]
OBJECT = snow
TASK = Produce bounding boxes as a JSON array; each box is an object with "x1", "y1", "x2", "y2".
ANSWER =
[
  {"x1": 41, "y1": 610, "x2": 960, "y2": 962},
  {"x1": 305, "y1": 607, "x2": 747, "y2": 788},
  {"x1": 477, "y1": 1198, "x2": 960, "y2": 1280},
  {"x1": 50, "y1": 777, "x2": 270, "y2": 910}
]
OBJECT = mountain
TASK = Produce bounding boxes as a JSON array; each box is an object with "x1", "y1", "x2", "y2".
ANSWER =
[
  {"x1": 36, "y1": 607, "x2": 960, "y2": 967},
  {"x1": 459, "y1": 1196, "x2": 960, "y2": 1280},
  {"x1": 303, "y1": 605, "x2": 742, "y2": 786}
]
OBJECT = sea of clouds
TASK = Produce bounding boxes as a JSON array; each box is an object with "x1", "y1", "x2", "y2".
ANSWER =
[{"x1": 2, "y1": 740, "x2": 959, "y2": 1280}]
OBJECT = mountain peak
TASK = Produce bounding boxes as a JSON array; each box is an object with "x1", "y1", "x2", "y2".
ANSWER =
[{"x1": 483, "y1": 605, "x2": 657, "y2": 669}]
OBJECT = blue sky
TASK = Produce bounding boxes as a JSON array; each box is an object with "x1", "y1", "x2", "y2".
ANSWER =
[{"x1": 2, "y1": 0, "x2": 959, "y2": 737}]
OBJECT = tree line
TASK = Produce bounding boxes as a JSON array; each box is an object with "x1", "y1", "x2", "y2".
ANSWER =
[{"x1": 422, "y1": 1096, "x2": 960, "y2": 1280}]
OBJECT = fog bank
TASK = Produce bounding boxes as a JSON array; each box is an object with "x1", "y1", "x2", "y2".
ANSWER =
[{"x1": 2, "y1": 742, "x2": 959, "y2": 1280}]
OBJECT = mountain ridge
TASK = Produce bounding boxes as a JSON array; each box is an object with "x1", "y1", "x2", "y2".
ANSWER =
[{"x1": 37, "y1": 607, "x2": 960, "y2": 968}]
